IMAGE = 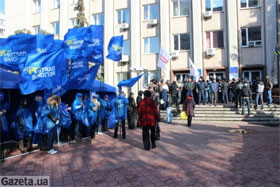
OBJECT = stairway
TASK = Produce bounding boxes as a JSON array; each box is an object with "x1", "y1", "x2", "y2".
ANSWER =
[{"x1": 160, "y1": 104, "x2": 280, "y2": 126}]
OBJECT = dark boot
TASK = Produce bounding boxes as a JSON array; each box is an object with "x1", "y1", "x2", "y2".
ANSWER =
[{"x1": 19, "y1": 140, "x2": 25, "y2": 153}]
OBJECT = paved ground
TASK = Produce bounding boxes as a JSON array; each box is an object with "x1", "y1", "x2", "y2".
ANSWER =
[{"x1": 0, "y1": 121, "x2": 279, "y2": 187}]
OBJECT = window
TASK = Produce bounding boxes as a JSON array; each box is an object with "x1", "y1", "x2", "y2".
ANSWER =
[
  {"x1": 0, "y1": 29, "x2": 4, "y2": 36},
  {"x1": 0, "y1": 0, "x2": 5, "y2": 14},
  {"x1": 52, "y1": 22, "x2": 59, "y2": 36},
  {"x1": 72, "y1": 0, "x2": 78, "y2": 5},
  {"x1": 117, "y1": 9, "x2": 130, "y2": 24},
  {"x1": 53, "y1": 0, "x2": 60, "y2": 9},
  {"x1": 71, "y1": 18, "x2": 77, "y2": 28},
  {"x1": 175, "y1": 73, "x2": 190, "y2": 82},
  {"x1": 174, "y1": 33, "x2": 191, "y2": 51},
  {"x1": 241, "y1": 27, "x2": 261, "y2": 47},
  {"x1": 0, "y1": 19, "x2": 4, "y2": 28},
  {"x1": 117, "y1": 72, "x2": 130, "y2": 83},
  {"x1": 143, "y1": 71, "x2": 160, "y2": 88},
  {"x1": 34, "y1": 25, "x2": 40, "y2": 34},
  {"x1": 144, "y1": 4, "x2": 159, "y2": 20},
  {"x1": 173, "y1": 0, "x2": 190, "y2": 16},
  {"x1": 206, "y1": 31, "x2": 224, "y2": 48},
  {"x1": 144, "y1": 37, "x2": 159, "y2": 54},
  {"x1": 240, "y1": 0, "x2": 260, "y2": 8},
  {"x1": 34, "y1": 0, "x2": 41, "y2": 13},
  {"x1": 93, "y1": 13, "x2": 104, "y2": 25},
  {"x1": 205, "y1": 0, "x2": 223, "y2": 12},
  {"x1": 123, "y1": 40, "x2": 131, "y2": 56},
  {"x1": 243, "y1": 70, "x2": 262, "y2": 83}
]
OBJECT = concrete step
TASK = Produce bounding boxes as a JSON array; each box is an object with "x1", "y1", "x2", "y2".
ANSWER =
[
  {"x1": 172, "y1": 114, "x2": 280, "y2": 118},
  {"x1": 161, "y1": 115, "x2": 279, "y2": 121},
  {"x1": 171, "y1": 120, "x2": 279, "y2": 126}
]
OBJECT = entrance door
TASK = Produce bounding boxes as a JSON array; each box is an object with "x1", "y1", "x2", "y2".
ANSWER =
[
  {"x1": 175, "y1": 73, "x2": 189, "y2": 82},
  {"x1": 242, "y1": 70, "x2": 262, "y2": 83},
  {"x1": 208, "y1": 72, "x2": 225, "y2": 80}
]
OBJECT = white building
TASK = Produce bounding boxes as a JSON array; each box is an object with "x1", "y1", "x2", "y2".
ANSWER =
[{"x1": 1, "y1": 0, "x2": 279, "y2": 95}]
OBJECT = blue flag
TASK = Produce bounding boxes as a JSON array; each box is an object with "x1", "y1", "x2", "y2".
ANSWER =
[
  {"x1": 0, "y1": 34, "x2": 55, "y2": 71},
  {"x1": 82, "y1": 25, "x2": 104, "y2": 64},
  {"x1": 19, "y1": 43, "x2": 68, "y2": 94},
  {"x1": 68, "y1": 57, "x2": 89, "y2": 78},
  {"x1": 62, "y1": 64, "x2": 100, "y2": 93},
  {"x1": 106, "y1": 35, "x2": 123, "y2": 61},
  {"x1": 117, "y1": 73, "x2": 144, "y2": 91},
  {"x1": 63, "y1": 27, "x2": 88, "y2": 60}
]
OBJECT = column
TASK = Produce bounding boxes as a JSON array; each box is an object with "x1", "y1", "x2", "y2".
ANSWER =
[
  {"x1": 130, "y1": 0, "x2": 141, "y2": 94},
  {"x1": 191, "y1": 0, "x2": 203, "y2": 77},
  {"x1": 226, "y1": 0, "x2": 239, "y2": 80},
  {"x1": 59, "y1": 0, "x2": 68, "y2": 39},
  {"x1": 264, "y1": 0, "x2": 277, "y2": 84},
  {"x1": 104, "y1": 0, "x2": 114, "y2": 86},
  {"x1": 160, "y1": 0, "x2": 170, "y2": 80}
]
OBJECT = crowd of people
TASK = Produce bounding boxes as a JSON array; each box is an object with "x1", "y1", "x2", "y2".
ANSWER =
[{"x1": 0, "y1": 75, "x2": 274, "y2": 155}]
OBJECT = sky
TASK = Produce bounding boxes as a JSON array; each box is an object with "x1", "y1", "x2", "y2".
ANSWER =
[{"x1": 0, "y1": 0, "x2": 5, "y2": 14}]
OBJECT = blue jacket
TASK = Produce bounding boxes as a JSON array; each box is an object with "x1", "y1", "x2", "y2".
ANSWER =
[
  {"x1": 210, "y1": 82, "x2": 219, "y2": 93},
  {"x1": 85, "y1": 101, "x2": 97, "y2": 126},
  {"x1": 0, "y1": 101, "x2": 9, "y2": 133},
  {"x1": 16, "y1": 106, "x2": 33, "y2": 138},
  {"x1": 71, "y1": 93, "x2": 84, "y2": 120},
  {"x1": 44, "y1": 104, "x2": 60, "y2": 134},
  {"x1": 99, "y1": 99, "x2": 108, "y2": 119},
  {"x1": 197, "y1": 81, "x2": 206, "y2": 91},
  {"x1": 112, "y1": 95, "x2": 128, "y2": 122},
  {"x1": 33, "y1": 100, "x2": 46, "y2": 134},
  {"x1": 60, "y1": 102, "x2": 72, "y2": 129}
]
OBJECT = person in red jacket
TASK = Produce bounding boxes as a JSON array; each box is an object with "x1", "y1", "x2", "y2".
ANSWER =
[
  {"x1": 138, "y1": 90, "x2": 160, "y2": 151},
  {"x1": 183, "y1": 94, "x2": 195, "y2": 127}
]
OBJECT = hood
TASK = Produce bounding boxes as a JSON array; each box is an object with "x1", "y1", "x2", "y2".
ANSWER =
[
  {"x1": 47, "y1": 95, "x2": 61, "y2": 106},
  {"x1": 75, "y1": 93, "x2": 83, "y2": 100}
]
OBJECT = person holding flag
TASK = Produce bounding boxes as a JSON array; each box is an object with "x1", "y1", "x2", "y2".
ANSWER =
[
  {"x1": 71, "y1": 93, "x2": 84, "y2": 142},
  {"x1": 15, "y1": 97, "x2": 34, "y2": 153}
]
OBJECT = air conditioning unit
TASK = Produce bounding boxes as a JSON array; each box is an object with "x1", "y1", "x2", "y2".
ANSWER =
[
  {"x1": 206, "y1": 48, "x2": 216, "y2": 56},
  {"x1": 171, "y1": 51, "x2": 179, "y2": 58},
  {"x1": 149, "y1": 19, "x2": 158, "y2": 26},
  {"x1": 120, "y1": 23, "x2": 129, "y2": 30},
  {"x1": 121, "y1": 55, "x2": 129, "y2": 62},
  {"x1": 204, "y1": 11, "x2": 213, "y2": 18},
  {"x1": 254, "y1": 40, "x2": 262, "y2": 47},
  {"x1": 248, "y1": 41, "x2": 255, "y2": 47}
]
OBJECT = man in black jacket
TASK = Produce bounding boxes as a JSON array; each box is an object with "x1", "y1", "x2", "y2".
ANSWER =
[{"x1": 241, "y1": 83, "x2": 252, "y2": 115}]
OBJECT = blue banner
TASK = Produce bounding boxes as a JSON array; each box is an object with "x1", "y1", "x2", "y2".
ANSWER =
[
  {"x1": 19, "y1": 46, "x2": 68, "y2": 94},
  {"x1": 63, "y1": 27, "x2": 88, "y2": 60},
  {"x1": 106, "y1": 35, "x2": 123, "y2": 61},
  {"x1": 117, "y1": 73, "x2": 144, "y2": 91},
  {"x1": 83, "y1": 25, "x2": 104, "y2": 64}
]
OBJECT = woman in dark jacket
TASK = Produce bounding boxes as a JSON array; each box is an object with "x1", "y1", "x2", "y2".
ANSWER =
[{"x1": 183, "y1": 94, "x2": 195, "y2": 127}]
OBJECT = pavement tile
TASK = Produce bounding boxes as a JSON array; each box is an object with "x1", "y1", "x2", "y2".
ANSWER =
[{"x1": 0, "y1": 121, "x2": 279, "y2": 187}]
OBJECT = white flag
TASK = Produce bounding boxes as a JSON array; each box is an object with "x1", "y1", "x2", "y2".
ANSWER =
[
  {"x1": 157, "y1": 47, "x2": 170, "y2": 71},
  {"x1": 188, "y1": 57, "x2": 200, "y2": 81}
]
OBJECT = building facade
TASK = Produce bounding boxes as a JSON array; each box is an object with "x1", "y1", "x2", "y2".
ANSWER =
[{"x1": 1, "y1": 0, "x2": 279, "y2": 95}]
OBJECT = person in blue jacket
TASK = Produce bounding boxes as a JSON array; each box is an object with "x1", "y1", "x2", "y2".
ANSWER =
[
  {"x1": 16, "y1": 97, "x2": 33, "y2": 153},
  {"x1": 210, "y1": 79, "x2": 219, "y2": 106},
  {"x1": 85, "y1": 93, "x2": 99, "y2": 144},
  {"x1": 0, "y1": 92, "x2": 10, "y2": 142},
  {"x1": 32, "y1": 95, "x2": 46, "y2": 148},
  {"x1": 112, "y1": 91, "x2": 129, "y2": 139},
  {"x1": 45, "y1": 95, "x2": 61, "y2": 154},
  {"x1": 99, "y1": 95, "x2": 111, "y2": 133},
  {"x1": 71, "y1": 93, "x2": 84, "y2": 142}
]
